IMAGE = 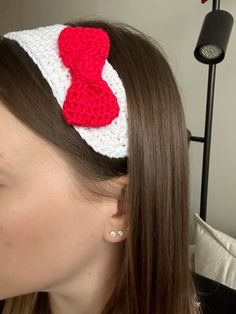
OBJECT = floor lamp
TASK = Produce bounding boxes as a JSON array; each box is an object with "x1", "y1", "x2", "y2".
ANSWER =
[{"x1": 190, "y1": 0, "x2": 234, "y2": 221}]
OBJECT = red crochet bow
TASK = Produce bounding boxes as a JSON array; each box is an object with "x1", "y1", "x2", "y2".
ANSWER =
[{"x1": 58, "y1": 26, "x2": 120, "y2": 127}]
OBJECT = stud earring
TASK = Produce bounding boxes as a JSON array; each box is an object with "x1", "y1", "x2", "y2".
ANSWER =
[
  {"x1": 110, "y1": 230, "x2": 117, "y2": 237},
  {"x1": 117, "y1": 230, "x2": 124, "y2": 237},
  {"x1": 110, "y1": 230, "x2": 124, "y2": 237}
]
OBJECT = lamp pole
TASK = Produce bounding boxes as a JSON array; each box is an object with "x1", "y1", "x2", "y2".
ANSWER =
[
  {"x1": 191, "y1": 0, "x2": 233, "y2": 221},
  {"x1": 199, "y1": 0, "x2": 221, "y2": 221}
]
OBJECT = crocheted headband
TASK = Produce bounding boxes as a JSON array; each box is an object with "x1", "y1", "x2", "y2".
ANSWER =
[{"x1": 3, "y1": 24, "x2": 128, "y2": 158}]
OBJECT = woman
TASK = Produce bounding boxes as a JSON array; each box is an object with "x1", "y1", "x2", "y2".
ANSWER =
[{"x1": 0, "y1": 17, "x2": 202, "y2": 313}]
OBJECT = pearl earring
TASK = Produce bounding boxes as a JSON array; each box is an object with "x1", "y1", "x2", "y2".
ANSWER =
[
  {"x1": 117, "y1": 230, "x2": 124, "y2": 237},
  {"x1": 110, "y1": 230, "x2": 124, "y2": 237}
]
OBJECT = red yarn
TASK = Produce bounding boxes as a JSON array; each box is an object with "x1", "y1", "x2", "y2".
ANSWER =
[{"x1": 58, "y1": 26, "x2": 120, "y2": 127}]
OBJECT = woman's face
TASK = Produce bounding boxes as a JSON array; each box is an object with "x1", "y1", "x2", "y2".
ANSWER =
[{"x1": 0, "y1": 101, "x2": 120, "y2": 300}]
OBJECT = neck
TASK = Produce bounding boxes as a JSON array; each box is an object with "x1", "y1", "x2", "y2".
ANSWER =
[{"x1": 46, "y1": 242, "x2": 123, "y2": 314}]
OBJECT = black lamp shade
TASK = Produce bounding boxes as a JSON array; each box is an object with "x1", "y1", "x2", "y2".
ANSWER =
[{"x1": 194, "y1": 9, "x2": 234, "y2": 64}]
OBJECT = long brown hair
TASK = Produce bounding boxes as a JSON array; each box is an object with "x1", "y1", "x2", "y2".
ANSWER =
[{"x1": 0, "y1": 16, "x2": 202, "y2": 314}]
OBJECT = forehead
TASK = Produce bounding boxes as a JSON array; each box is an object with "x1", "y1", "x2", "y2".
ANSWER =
[
  {"x1": 0, "y1": 103, "x2": 24, "y2": 168},
  {"x1": 0, "y1": 100, "x2": 41, "y2": 143},
  {"x1": 0, "y1": 100, "x2": 24, "y2": 141},
  {"x1": 0, "y1": 101, "x2": 43, "y2": 167},
  {"x1": 0, "y1": 100, "x2": 71, "y2": 174},
  {"x1": 0, "y1": 100, "x2": 20, "y2": 130}
]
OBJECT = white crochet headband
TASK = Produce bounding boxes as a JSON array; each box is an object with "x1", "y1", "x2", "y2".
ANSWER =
[{"x1": 3, "y1": 24, "x2": 128, "y2": 158}]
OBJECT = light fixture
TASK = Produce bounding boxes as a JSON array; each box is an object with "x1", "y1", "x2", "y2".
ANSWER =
[
  {"x1": 194, "y1": 9, "x2": 234, "y2": 64},
  {"x1": 192, "y1": 0, "x2": 234, "y2": 221}
]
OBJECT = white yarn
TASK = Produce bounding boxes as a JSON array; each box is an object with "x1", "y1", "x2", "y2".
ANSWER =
[{"x1": 3, "y1": 24, "x2": 128, "y2": 158}]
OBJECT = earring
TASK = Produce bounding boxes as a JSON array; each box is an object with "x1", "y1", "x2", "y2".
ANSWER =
[
  {"x1": 110, "y1": 230, "x2": 117, "y2": 237},
  {"x1": 117, "y1": 230, "x2": 124, "y2": 237},
  {"x1": 110, "y1": 230, "x2": 124, "y2": 237}
]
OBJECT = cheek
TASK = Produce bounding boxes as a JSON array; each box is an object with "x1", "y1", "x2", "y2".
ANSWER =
[{"x1": 0, "y1": 183, "x2": 101, "y2": 300}]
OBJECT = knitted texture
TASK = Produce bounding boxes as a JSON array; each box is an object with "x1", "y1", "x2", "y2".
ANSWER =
[
  {"x1": 3, "y1": 24, "x2": 128, "y2": 158},
  {"x1": 58, "y1": 26, "x2": 120, "y2": 127}
]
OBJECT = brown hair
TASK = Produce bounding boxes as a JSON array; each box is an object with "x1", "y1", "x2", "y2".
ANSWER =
[{"x1": 0, "y1": 16, "x2": 202, "y2": 314}]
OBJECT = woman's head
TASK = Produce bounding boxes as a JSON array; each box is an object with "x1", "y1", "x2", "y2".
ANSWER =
[
  {"x1": 0, "y1": 17, "x2": 201, "y2": 314},
  {"x1": 0, "y1": 98, "x2": 127, "y2": 304}
]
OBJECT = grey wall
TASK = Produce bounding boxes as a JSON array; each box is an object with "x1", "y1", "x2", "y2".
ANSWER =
[
  {"x1": 0, "y1": 0, "x2": 235, "y2": 243},
  {"x1": 0, "y1": 0, "x2": 21, "y2": 33}
]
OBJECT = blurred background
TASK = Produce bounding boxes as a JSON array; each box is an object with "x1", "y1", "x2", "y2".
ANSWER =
[{"x1": 0, "y1": 0, "x2": 235, "y2": 243}]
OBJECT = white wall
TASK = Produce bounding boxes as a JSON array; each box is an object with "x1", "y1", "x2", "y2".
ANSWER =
[{"x1": 1, "y1": 0, "x2": 235, "y2": 243}]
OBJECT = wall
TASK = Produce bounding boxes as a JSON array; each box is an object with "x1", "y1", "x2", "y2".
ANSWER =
[{"x1": 0, "y1": 0, "x2": 21, "y2": 33}]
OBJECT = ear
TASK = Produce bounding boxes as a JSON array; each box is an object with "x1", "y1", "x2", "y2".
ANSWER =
[{"x1": 103, "y1": 175, "x2": 129, "y2": 243}]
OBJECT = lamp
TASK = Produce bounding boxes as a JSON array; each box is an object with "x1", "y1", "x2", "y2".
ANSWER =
[
  {"x1": 191, "y1": 0, "x2": 234, "y2": 221},
  {"x1": 194, "y1": 9, "x2": 234, "y2": 64}
]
